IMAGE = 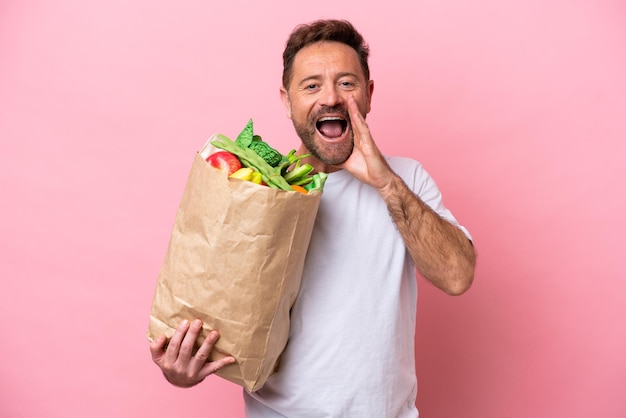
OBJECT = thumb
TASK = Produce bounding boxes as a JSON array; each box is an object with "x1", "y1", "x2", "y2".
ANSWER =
[{"x1": 149, "y1": 334, "x2": 168, "y2": 363}]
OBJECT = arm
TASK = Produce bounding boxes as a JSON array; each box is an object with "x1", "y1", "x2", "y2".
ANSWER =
[
  {"x1": 150, "y1": 319, "x2": 236, "y2": 387},
  {"x1": 341, "y1": 96, "x2": 476, "y2": 295},
  {"x1": 379, "y1": 174, "x2": 476, "y2": 294}
]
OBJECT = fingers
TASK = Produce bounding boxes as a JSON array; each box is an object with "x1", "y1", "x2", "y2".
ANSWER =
[
  {"x1": 194, "y1": 330, "x2": 237, "y2": 380},
  {"x1": 191, "y1": 329, "x2": 219, "y2": 366},
  {"x1": 177, "y1": 319, "x2": 204, "y2": 363},
  {"x1": 195, "y1": 331, "x2": 235, "y2": 370},
  {"x1": 346, "y1": 94, "x2": 363, "y2": 121},
  {"x1": 344, "y1": 95, "x2": 394, "y2": 190},
  {"x1": 201, "y1": 354, "x2": 237, "y2": 377},
  {"x1": 347, "y1": 95, "x2": 378, "y2": 156},
  {"x1": 149, "y1": 319, "x2": 236, "y2": 387},
  {"x1": 163, "y1": 319, "x2": 190, "y2": 363},
  {"x1": 347, "y1": 95, "x2": 368, "y2": 140}
]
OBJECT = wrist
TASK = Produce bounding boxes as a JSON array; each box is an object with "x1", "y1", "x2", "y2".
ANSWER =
[{"x1": 377, "y1": 173, "x2": 403, "y2": 200}]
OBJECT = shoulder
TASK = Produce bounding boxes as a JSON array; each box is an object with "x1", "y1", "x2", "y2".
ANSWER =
[
  {"x1": 385, "y1": 155, "x2": 434, "y2": 193},
  {"x1": 386, "y1": 155, "x2": 422, "y2": 170}
]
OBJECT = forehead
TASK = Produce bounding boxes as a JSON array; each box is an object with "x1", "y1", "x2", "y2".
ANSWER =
[{"x1": 291, "y1": 41, "x2": 364, "y2": 80}]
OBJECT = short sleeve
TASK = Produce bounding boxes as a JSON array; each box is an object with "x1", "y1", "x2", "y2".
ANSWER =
[{"x1": 387, "y1": 156, "x2": 472, "y2": 241}]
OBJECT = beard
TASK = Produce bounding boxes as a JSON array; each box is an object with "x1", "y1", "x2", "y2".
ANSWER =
[{"x1": 292, "y1": 105, "x2": 354, "y2": 166}]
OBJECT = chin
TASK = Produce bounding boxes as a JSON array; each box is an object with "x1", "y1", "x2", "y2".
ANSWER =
[{"x1": 313, "y1": 137, "x2": 354, "y2": 165}]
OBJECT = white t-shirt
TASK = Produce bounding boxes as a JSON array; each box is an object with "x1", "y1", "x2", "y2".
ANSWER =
[{"x1": 244, "y1": 157, "x2": 470, "y2": 418}]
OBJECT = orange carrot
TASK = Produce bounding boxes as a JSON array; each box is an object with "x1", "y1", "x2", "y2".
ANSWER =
[{"x1": 291, "y1": 185, "x2": 308, "y2": 194}]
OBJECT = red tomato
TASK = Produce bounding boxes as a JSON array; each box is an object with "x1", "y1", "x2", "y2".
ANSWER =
[{"x1": 206, "y1": 151, "x2": 242, "y2": 176}]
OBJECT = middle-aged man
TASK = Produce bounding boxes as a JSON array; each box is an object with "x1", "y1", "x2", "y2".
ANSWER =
[{"x1": 150, "y1": 19, "x2": 476, "y2": 417}]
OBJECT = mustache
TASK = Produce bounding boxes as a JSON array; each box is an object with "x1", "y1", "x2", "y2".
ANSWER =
[{"x1": 313, "y1": 105, "x2": 350, "y2": 121}]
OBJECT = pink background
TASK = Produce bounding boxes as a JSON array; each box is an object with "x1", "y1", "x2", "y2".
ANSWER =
[{"x1": 1, "y1": 1, "x2": 625, "y2": 417}]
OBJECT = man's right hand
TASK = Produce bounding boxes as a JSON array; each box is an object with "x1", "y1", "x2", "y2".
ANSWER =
[{"x1": 150, "y1": 319, "x2": 236, "y2": 388}]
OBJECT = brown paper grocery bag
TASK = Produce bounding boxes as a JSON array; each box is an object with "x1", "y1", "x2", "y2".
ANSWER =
[{"x1": 146, "y1": 136, "x2": 321, "y2": 392}]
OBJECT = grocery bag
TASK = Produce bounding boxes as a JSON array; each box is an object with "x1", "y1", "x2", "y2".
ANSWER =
[{"x1": 146, "y1": 135, "x2": 322, "y2": 392}]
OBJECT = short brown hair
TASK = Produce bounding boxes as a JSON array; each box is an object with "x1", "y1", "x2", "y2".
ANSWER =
[{"x1": 282, "y1": 19, "x2": 370, "y2": 89}]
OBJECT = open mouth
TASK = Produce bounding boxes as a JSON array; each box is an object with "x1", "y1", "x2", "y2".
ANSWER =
[{"x1": 316, "y1": 116, "x2": 349, "y2": 140}]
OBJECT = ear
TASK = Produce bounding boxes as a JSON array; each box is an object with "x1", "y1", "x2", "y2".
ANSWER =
[
  {"x1": 279, "y1": 87, "x2": 292, "y2": 120},
  {"x1": 365, "y1": 79, "x2": 374, "y2": 114}
]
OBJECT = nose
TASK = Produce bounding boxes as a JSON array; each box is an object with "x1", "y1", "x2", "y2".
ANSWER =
[{"x1": 320, "y1": 85, "x2": 342, "y2": 107}]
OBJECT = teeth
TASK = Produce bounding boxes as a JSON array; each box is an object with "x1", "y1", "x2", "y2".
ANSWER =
[{"x1": 318, "y1": 116, "x2": 342, "y2": 122}]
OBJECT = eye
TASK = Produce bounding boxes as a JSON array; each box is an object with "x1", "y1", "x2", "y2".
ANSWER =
[
  {"x1": 305, "y1": 83, "x2": 319, "y2": 91},
  {"x1": 339, "y1": 80, "x2": 355, "y2": 89}
]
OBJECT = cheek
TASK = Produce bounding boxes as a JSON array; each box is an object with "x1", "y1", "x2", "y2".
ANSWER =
[
  {"x1": 292, "y1": 105, "x2": 310, "y2": 123},
  {"x1": 357, "y1": 92, "x2": 371, "y2": 114},
  {"x1": 292, "y1": 95, "x2": 315, "y2": 114}
]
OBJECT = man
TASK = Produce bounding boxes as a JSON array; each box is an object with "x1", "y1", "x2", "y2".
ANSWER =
[{"x1": 150, "y1": 19, "x2": 476, "y2": 417}]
